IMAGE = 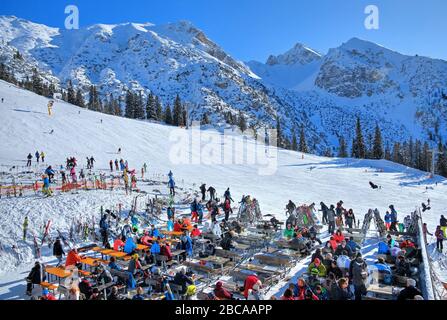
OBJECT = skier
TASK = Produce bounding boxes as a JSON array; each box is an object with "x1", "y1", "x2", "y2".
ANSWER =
[
  {"x1": 223, "y1": 198, "x2": 233, "y2": 221},
  {"x1": 1, "y1": 98, "x2": 3, "y2": 103},
  {"x1": 200, "y1": 184, "x2": 206, "y2": 201},
  {"x1": 207, "y1": 186, "x2": 216, "y2": 201},
  {"x1": 389, "y1": 205, "x2": 398, "y2": 232},
  {"x1": 70, "y1": 166, "x2": 77, "y2": 183},
  {"x1": 35, "y1": 151, "x2": 40, "y2": 163},
  {"x1": 100, "y1": 214, "x2": 111, "y2": 249},
  {"x1": 118, "y1": 148, "x2": 121, "y2": 155},
  {"x1": 23, "y1": 216, "x2": 29, "y2": 241},
  {"x1": 327, "y1": 205, "x2": 336, "y2": 235},
  {"x1": 115, "y1": 159, "x2": 119, "y2": 171},
  {"x1": 109, "y1": 160, "x2": 113, "y2": 172},
  {"x1": 384, "y1": 211, "x2": 392, "y2": 231},
  {"x1": 47, "y1": 100, "x2": 54, "y2": 116},
  {"x1": 90, "y1": 157, "x2": 95, "y2": 169},
  {"x1": 345, "y1": 209, "x2": 356, "y2": 229},
  {"x1": 319, "y1": 202, "x2": 329, "y2": 225},
  {"x1": 435, "y1": 226, "x2": 444, "y2": 253},
  {"x1": 286, "y1": 200, "x2": 297, "y2": 217},
  {"x1": 40, "y1": 151, "x2": 45, "y2": 163},
  {"x1": 42, "y1": 174, "x2": 52, "y2": 197},
  {"x1": 224, "y1": 188, "x2": 233, "y2": 202},
  {"x1": 168, "y1": 175, "x2": 176, "y2": 196},
  {"x1": 86, "y1": 157, "x2": 91, "y2": 169},
  {"x1": 26, "y1": 153, "x2": 32, "y2": 167},
  {"x1": 45, "y1": 166, "x2": 55, "y2": 183},
  {"x1": 440, "y1": 215, "x2": 447, "y2": 238},
  {"x1": 143, "y1": 163, "x2": 147, "y2": 173},
  {"x1": 351, "y1": 254, "x2": 369, "y2": 301},
  {"x1": 422, "y1": 223, "x2": 433, "y2": 244},
  {"x1": 53, "y1": 237, "x2": 65, "y2": 267},
  {"x1": 123, "y1": 169, "x2": 130, "y2": 195}
]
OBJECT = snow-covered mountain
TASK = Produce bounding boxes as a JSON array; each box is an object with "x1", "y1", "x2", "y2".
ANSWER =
[{"x1": 1, "y1": 15, "x2": 447, "y2": 153}]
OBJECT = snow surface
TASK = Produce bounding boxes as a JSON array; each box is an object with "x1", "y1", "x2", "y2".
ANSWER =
[{"x1": 0, "y1": 80, "x2": 446, "y2": 299}]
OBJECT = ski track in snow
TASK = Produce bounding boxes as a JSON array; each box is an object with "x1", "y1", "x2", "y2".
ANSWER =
[{"x1": 0, "y1": 80, "x2": 446, "y2": 299}]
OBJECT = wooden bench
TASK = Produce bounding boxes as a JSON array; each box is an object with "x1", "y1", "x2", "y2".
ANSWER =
[
  {"x1": 215, "y1": 248, "x2": 242, "y2": 261},
  {"x1": 110, "y1": 269, "x2": 130, "y2": 283},
  {"x1": 40, "y1": 282, "x2": 59, "y2": 292},
  {"x1": 255, "y1": 253, "x2": 291, "y2": 267}
]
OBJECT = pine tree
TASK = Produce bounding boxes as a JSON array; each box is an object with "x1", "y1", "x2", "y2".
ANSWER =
[
  {"x1": 133, "y1": 92, "x2": 145, "y2": 119},
  {"x1": 338, "y1": 137, "x2": 348, "y2": 158},
  {"x1": 88, "y1": 85, "x2": 101, "y2": 111},
  {"x1": 31, "y1": 69, "x2": 43, "y2": 96},
  {"x1": 155, "y1": 96, "x2": 163, "y2": 121},
  {"x1": 392, "y1": 142, "x2": 402, "y2": 164},
  {"x1": 276, "y1": 117, "x2": 282, "y2": 148},
  {"x1": 299, "y1": 126, "x2": 308, "y2": 153},
  {"x1": 67, "y1": 80, "x2": 76, "y2": 105},
  {"x1": 238, "y1": 111, "x2": 247, "y2": 132},
  {"x1": 436, "y1": 142, "x2": 447, "y2": 177},
  {"x1": 291, "y1": 128, "x2": 298, "y2": 151},
  {"x1": 146, "y1": 94, "x2": 157, "y2": 120},
  {"x1": 352, "y1": 117, "x2": 366, "y2": 158},
  {"x1": 384, "y1": 142, "x2": 391, "y2": 160},
  {"x1": 124, "y1": 91, "x2": 134, "y2": 118},
  {"x1": 75, "y1": 89, "x2": 85, "y2": 108},
  {"x1": 202, "y1": 112, "x2": 210, "y2": 125},
  {"x1": 182, "y1": 106, "x2": 188, "y2": 128},
  {"x1": 164, "y1": 104, "x2": 173, "y2": 125},
  {"x1": 422, "y1": 142, "x2": 430, "y2": 172},
  {"x1": 372, "y1": 124, "x2": 384, "y2": 159},
  {"x1": 173, "y1": 95, "x2": 183, "y2": 126}
]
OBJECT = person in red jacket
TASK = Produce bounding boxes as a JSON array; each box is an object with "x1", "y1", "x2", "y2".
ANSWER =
[
  {"x1": 400, "y1": 239, "x2": 415, "y2": 249},
  {"x1": 174, "y1": 220, "x2": 183, "y2": 232},
  {"x1": 65, "y1": 248, "x2": 82, "y2": 269},
  {"x1": 114, "y1": 236, "x2": 125, "y2": 251},
  {"x1": 140, "y1": 232, "x2": 152, "y2": 246},
  {"x1": 329, "y1": 236, "x2": 338, "y2": 251},
  {"x1": 243, "y1": 274, "x2": 260, "y2": 299},
  {"x1": 160, "y1": 243, "x2": 173, "y2": 261},
  {"x1": 214, "y1": 281, "x2": 233, "y2": 300},
  {"x1": 333, "y1": 229, "x2": 345, "y2": 244},
  {"x1": 191, "y1": 225, "x2": 202, "y2": 238}
]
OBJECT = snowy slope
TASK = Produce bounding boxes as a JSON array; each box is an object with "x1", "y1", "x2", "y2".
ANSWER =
[
  {"x1": 2, "y1": 15, "x2": 447, "y2": 154},
  {"x1": 0, "y1": 80, "x2": 446, "y2": 299}
]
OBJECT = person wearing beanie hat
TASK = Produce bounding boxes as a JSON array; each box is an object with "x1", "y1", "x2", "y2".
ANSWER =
[
  {"x1": 307, "y1": 258, "x2": 327, "y2": 277},
  {"x1": 214, "y1": 281, "x2": 233, "y2": 300}
]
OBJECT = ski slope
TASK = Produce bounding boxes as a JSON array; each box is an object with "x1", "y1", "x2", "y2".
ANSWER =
[{"x1": 0, "y1": 80, "x2": 446, "y2": 299}]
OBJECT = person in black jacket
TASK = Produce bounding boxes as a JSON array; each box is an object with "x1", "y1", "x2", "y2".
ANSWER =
[
  {"x1": 397, "y1": 279, "x2": 422, "y2": 300},
  {"x1": 26, "y1": 262, "x2": 45, "y2": 296},
  {"x1": 331, "y1": 277, "x2": 353, "y2": 300},
  {"x1": 220, "y1": 232, "x2": 235, "y2": 251},
  {"x1": 207, "y1": 186, "x2": 216, "y2": 201},
  {"x1": 53, "y1": 238, "x2": 65, "y2": 267},
  {"x1": 172, "y1": 268, "x2": 194, "y2": 294},
  {"x1": 200, "y1": 184, "x2": 207, "y2": 201}
]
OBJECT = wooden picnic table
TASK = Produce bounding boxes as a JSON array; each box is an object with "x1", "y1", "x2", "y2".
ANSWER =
[
  {"x1": 368, "y1": 284, "x2": 394, "y2": 298},
  {"x1": 202, "y1": 256, "x2": 230, "y2": 275},
  {"x1": 80, "y1": 257, "x2": 101, "y2": 268},
  {"x1": 136, "y1": 244, "x2": 150, "y2": 251},
  {"x1": 171, "y1": 250, "x2": 186, "y2": 261},
  {"x1": 46, "y1": 267, "x2": 72, "y2": 284}
]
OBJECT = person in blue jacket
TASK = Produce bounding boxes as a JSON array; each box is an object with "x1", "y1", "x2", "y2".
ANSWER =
[
  {"x1": 197, "y1": 202, "x2": 204, "y2": 224},
  {"x1": 374, "y1": 257, "x2": 392, "y2": 274},
  {"x1": 181, "y1": 232, "x2": 193, "y2": 259},
  {"x1": 124, "y1": 237, "x2": 137, "y2": 254},
  {"x1": 150, "y1": 239, "x2": 161, "y2": 255},
  {"x1": 389, "y1": 205, "x2": 398, "y2": 232},
  {"x1": 167, "y1": 207, "x2": 175, "y2": 220},
  {"x1": 167, "y1": 217, "x2": 174, "y2": 232},
  {"x1": 168, "y1": 177, "x2": 176, "y2": 196},
  {"x1": 346, "y1": 237, "x2": 361, "y2": 254},
  {"x1": 150, "y1": 225, "x2": 162, "y2": 238},
  {"x1": 378, "y1": 241, "x2": 390, "y2": 254},
  {"x1": 108, "y1": 257, "x2": 122, "y2": 271},
  {"x1": 384, "y1": 212, "x2": 392, "y2": 231},
  {"x1": 45, "y1": 166, "x2": 55, "y2": 183}
]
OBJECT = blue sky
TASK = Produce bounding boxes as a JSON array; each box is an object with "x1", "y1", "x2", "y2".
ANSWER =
[{"x1": 1, "y1": 0, "x2": 446, "y2": 62}]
